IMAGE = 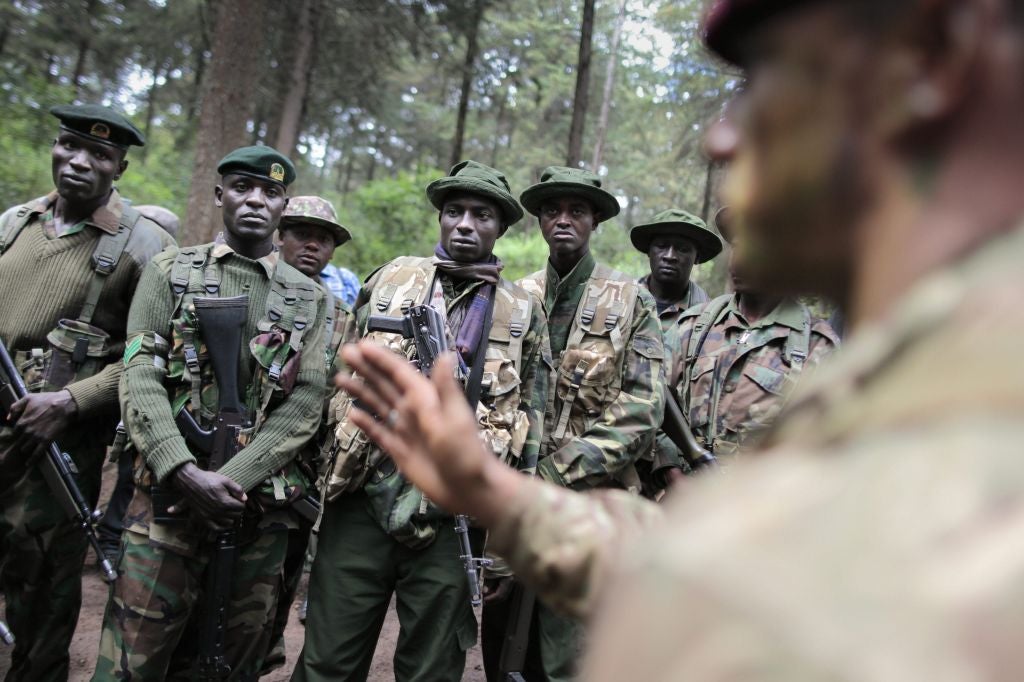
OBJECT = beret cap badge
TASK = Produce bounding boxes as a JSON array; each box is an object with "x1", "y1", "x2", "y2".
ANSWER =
[
  {"x1": 89, "y1": 122, "x2": 111, "y2": 140},
  {"x1": 270, "y1": 163, "x2": 285, "y2": 182}
]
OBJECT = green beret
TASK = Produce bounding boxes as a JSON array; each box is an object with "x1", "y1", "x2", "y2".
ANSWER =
[
  {"x1": 703, "y1": 0, "x2": 815, "y2": 65},
  {"x1": 50, "y1": 103, "x2": 145, "y2": 148},
  {"x1": 280, "y1": 195, "x2": 352, "y2": 246},
  {"x1": 425, "y1": 160, "x2": 524, "y2": 226},
  {"x1": 630, "y1": 208, "x2": 724, "y2": 264},
  {"x1": 519, "y1": 166, "x2": 620, "y2": 220},
  {"x1": 217, "y1": 145, "x2": 296, "y2": 187}
]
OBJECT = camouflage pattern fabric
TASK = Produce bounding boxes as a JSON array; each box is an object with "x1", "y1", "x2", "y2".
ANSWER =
[
  {"x1": 486, "y1": 222, "x2": 1024, "y2": 681},
  {"x1": 637, "y1": 274, "x2": 710, "y2": 334},
  {"x1": 668, "y1": 294, "x2": 837, "y2": 456},
  {"x1": 92, "y1": 524, "x2": 288, "y2": 681}
]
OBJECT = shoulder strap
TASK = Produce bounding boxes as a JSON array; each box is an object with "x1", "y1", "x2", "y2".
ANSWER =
[
  {"x1": 79, "y1": 206, "x2": 143, "y2": 324},
  {"x1": 490, "y1": 281, "x2": 532, "y2": 371},
  {"x1": 373, "y1": 257, "x2": 434, "y2": 314},
  {"x1": 0, "y1": 203, "x2": 41, "y2": 256},
  {"x1": 783, "y1": 305, "x2": 812, "y2": 371},
  {"x1": 685, "y1": 294, "x2": 732, "y2": 367},
  {"x1": 567, "y1": 264, "x2": 637, "y2": 355}
]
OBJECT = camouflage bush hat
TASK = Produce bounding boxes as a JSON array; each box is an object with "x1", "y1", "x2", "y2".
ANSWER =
[
  {"x1": 703, "y1": 0, "x2": 815, "y2": 66},
  {"x1": 50, "y1": 103, "x2": 145, "y2": 148},
  {"x1": 217, "y1": 145, "x2": 296, "y2": 187},
  {"x1": 425, "y1": 160, "x2": 524, "y2": 226},
  {"x1": 280, "y1": 195, "x2": 351, "y2": 246},
  {"x1": 629, "y1": 208, "x2": 724, "y2": 263},
  {"x1": 519, "y1": 166, "x2": 620, "y2": 220}
]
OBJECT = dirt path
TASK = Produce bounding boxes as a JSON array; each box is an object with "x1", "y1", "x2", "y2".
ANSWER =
[{"x1": 0, "y1": 462, "x2": 485, "y2": 681}]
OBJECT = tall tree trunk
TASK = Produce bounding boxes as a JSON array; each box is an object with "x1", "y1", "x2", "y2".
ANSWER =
[
  {"x1": 183, "y1": 0, "x2": 268, "y2": 247},
  {"x1": 566, "y1": 0, "x2": 595, "y2": 167},
  {"x1": 71, "y1": 0, "x2": 99, "y2": 98},
  {"x1": 140, "y1": 60, "x2": 164, "y2": 162},
  {"x1": 489, "y1": 89, "x2": 508, "y2": 168},
  {"x1": 274, "y1": 0, "x2": 320, "y2": 156},
  {"x1": 450, "y1": 0, "x2": 485, "y2": 168},
  {"x1": 591, "y1": 0, "x2": 627, "y2": 170},
  {"x1": 700, "y1": 158, "x2": 714, "y2": 222}
]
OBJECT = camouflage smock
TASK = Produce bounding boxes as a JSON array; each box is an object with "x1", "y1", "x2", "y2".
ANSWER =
[
  {"x1": 668, "y1": 294, "x2": 838, "y2": 456},
  {"x1": 518, "y1": 252, "x2": 666, "y2": 492},
  {"x1": 637, "y1": 274, "x2": 710, "y2": 334},
  {"x1": 486, "y1": 220, "x2": 1024, "y2": 681}
]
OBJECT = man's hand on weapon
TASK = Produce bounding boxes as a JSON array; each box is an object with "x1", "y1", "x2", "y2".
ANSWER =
[
  {"x1": 169, "y1": 462, "x2": 247, "y2": 531},
  {"x1": 8, "y1": 389, "x2": 77, "y2": 454},
  {"x1": 483, "y1": 576, "x2": 515, "y2": 604}
]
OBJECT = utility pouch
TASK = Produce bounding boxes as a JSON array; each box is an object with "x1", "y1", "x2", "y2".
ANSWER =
[
  {"x1": 45, "y1": 318, "x2": 111, "y2": 389},
  {"x1": 13, "y1": 348, "x2": 50, "y2": 393},
  {"x1": 150, "y1": 483, "x2": 187, "y2": 525}
]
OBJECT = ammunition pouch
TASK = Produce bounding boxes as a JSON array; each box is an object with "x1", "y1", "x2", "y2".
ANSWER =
[{"x1": 44, "y1": 319, "x2": 111, "y2": 390}]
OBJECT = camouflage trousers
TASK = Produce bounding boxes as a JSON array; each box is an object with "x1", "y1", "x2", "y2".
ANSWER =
[
  {"x1": 292, "y1": 491, "x2": 477, "y2": 682},
  {"x1": 0, "y1": 426, "x2": 106, "y2": 682},
  {"x1": 92, "y1": 523, "x2": 288, "y2": 681},
  {"x1": 260, "y1": 523, "x2": 314, "y2": 674}
]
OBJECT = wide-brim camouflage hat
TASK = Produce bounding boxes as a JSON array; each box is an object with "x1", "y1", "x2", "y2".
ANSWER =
[
  {"x1": 217, "y1": 145, "x2": 296, "y2": 187},
  {"x1": 425, "y1": 160, "x2": 524, "y2": 226},
  {"x1": 703, "y1": 0, "x2": 815, "y2": 66},
  {"x1": 519, "y1": 166, "x2": 620, "y2": 220},
  {"x1": 630, "y1": 208, "x2": 724, "y2": 263},
  {"x1": 280, "y1": 195, "x2": 351, "y2": 246},
  {"x1": 50, "y1": 103, "x2": 145, "y2": 148}
]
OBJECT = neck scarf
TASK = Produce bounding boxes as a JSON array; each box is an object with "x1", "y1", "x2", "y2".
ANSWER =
[{"x1": 433, "y1": 243, "x2": 503, "y2": 364}]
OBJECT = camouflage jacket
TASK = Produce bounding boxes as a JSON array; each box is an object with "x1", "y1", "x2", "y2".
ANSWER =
[
  {"x1": 668, "y1": 294, "x2": 838, "y2": 456},
  {"x1": 487, "y1": 221, "x2": 1024, "y2": 681},
  {"x1": 518, "y1": 252, "x2": 665, "y2": 492},
  {"x1": 637, "y1": 275, "x2": 710, "y2": 334},
  {"x1": 325, "y1": 255, "x2": 549, "y2": 548}
]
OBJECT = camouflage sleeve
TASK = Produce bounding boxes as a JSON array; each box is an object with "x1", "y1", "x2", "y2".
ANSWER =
[
  {"x1": 488, "y1": 478, "x2": 663, "y2": 619},
  {"x1": 537, "y1": 293, "x2": 667, "y2": 490},
  {"x1": 121, "y1": 251, "x2": 197, "y2": 482},
  {"x1": 516, "y1": 295, "x2": 551, "y2": 475},
  {"x1": 219, "y1": 289, "x2": 328, "y2": 491}
]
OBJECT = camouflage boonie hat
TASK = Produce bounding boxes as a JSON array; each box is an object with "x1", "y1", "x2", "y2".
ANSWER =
[
  {"x1": 630, "y1": 208, "x2": 724, "y2": 263},
  {"x1": 703, "y1": 0, "x2": 815, "y2": 66},
  {"x1": 519, "y1": 166, "x2": 620, "y2": 220},
  {"x1": 217, "y1": 145, "x2": 296, "y2": 187},
  {"x1": 280, "y1": 195, "x2": 351, "y2": 246},
  {"x1": 425, "y1": 160, "x2": 524, "y2": 227},
  {"x1": 50, "y1": 103, "x2": 145, "y2": 148}
]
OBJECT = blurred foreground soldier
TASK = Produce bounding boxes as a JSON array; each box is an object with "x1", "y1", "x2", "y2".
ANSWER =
[
  {"x1": 261, "y1": 195, "x2": 355, "y2": 674},
  {"x1": 293, "y1": 161, "x2": 548, "y2": 682},
  {"x1": 330, "y1": 0, "x2": 1024, "y2": 679},
  {"x1": 631, "y1": 208, "x2": 722, "y2": 331},
  {"x1": 669, "y1": 208, "x2": 837, "y2": 458},
  {"x1": 0, "y1": 104, "x2": 171, "y2": 681},
  {"x1": 489, "y1": 168, "x2": 664, "y2": 681},
  {"x1": 93, "y1": 146, "x2": 328, "y2": 680},
  {"x1": 630, "y1": 208, "x2": 722, "y2": 495}
]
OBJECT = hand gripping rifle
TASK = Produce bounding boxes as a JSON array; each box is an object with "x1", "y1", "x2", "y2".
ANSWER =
[
  {"x1": 366, "y1": 304, "x2": 492, "y2": 606},
  {"x1": 0, "y1": 338, "x2": 117, "y2": 583},
  {"x1": 172, "y1": 295, "x2": 250, "y2": 682}
]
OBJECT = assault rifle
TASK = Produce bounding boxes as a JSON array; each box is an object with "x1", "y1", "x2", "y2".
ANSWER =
[
  {"x1": 0, "y1": 338, "x2": 117, "y2": 583},
  {"x1": 661, "y1": 385, "x2": 717, "y2": 472},
  {"x1": 172, "y1": 295, "x2": 250, "y2": 682},
  {"x1": 366, "y1": 304, "x2": 492, "y2": 606}
]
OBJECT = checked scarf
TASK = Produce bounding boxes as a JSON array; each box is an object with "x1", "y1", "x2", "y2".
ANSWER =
[{"x1": 432, "y1": 243, "x2": 502, "y2": 366}]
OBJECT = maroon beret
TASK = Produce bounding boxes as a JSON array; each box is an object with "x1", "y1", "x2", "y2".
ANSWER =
[{"x1": 703, "y1": 0, "x2": 818, "y2": 65}]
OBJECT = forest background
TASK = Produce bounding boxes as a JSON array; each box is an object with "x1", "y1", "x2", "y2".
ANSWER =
[{"x1": 1, "y1": 0, "x2": 739, "y2": 289}]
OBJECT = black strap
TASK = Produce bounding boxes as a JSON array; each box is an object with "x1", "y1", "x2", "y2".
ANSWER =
[{"x1": 463, "y1": 288, "x2": 497, "y2": 410}]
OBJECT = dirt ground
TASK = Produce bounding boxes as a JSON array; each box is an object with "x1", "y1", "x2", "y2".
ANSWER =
[{"x1": 0, "y1": 461, "x2": 486, "y2": 681}]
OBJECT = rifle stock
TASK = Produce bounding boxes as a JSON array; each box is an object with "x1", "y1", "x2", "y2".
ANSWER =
[
  {"x1": 662, "y1": 386, "x2": 716, "y2": 471},
  {"x1": 0, "y1": 338, "x2": 117, "y2": 582}
]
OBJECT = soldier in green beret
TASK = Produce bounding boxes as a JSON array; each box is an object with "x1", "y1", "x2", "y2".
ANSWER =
[
  {"x1": 93, "y1": 145, "x2": 329, "y2": 680},
  {"x1": 481, "y1": 166, "x2": 665, "y2": 681},
  {"x1": 326, "y1": 0, "x2": 1024, "y2": 679},
  {"x1": 293, "y1": 160, "x2": 549, "y2": 682},
  {"x1": 0, "y1": 103, "x2": 173, "y2": 681},
  {"x1": 259, "y1": 195, "x2": 356, "y2": 674}
]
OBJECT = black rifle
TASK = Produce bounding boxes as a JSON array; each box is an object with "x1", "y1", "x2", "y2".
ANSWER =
[
  {"x1": 0, "y1": 620, "x2": 12, "y2": 646},
  {"x1": 497, "y1": 582, "x2": 535, "y2": 682},
  {"x1": 366, "y1": 304, "x2": 492, "y2": 606},
  {"x1": 0, "y1": 338, "x2": 117, "y2": 583},
  {"x1": 661, "y1": 385, "x2": 717, "y2": 472},
  {"x1": 173, "y1": 295, "x2": 250, "y2": 682}
]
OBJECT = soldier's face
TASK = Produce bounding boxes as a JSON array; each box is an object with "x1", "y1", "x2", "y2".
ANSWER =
[
  {"x1": 438, "y1": 193, "x2": 504, "y2": 263},
  {"x1": 51, "y1": 131, "x2": 127, "y2": 204},
  {"x1": 706, "y1": 4, "x2": 871, "y2": 297},
  {"x1": 215, "y1": 173, "x2": 288, "y2": 243},
  {"x1": 277, "y1": 223, "x2": 336, "y2": 278},
  {"x1": 648, "y1": 235, "x2": 697, "y2": 289},
  {"x1": 538, "y1": 197, "x2": 599, "y2": 263}
]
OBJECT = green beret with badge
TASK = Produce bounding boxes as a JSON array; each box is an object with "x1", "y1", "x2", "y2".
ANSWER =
[
  {"x1": 519, "y1": 165, "x2": 620, "y2": 219},
  {"x1": 629, "y1": 208, "x2": 724, "y2": 263},
  {"x1": 280, "y1": 195, "x2": 352, "y2": 246},
  {"x1": 50, "y1": 103, "x2": 146, "y2": 148},
  {"x1": 217, "y1": 145, "x2": 296, "y2": 187},
  {"x1": 425, "y1": 160, "x2": 524, "y2": 226}
]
